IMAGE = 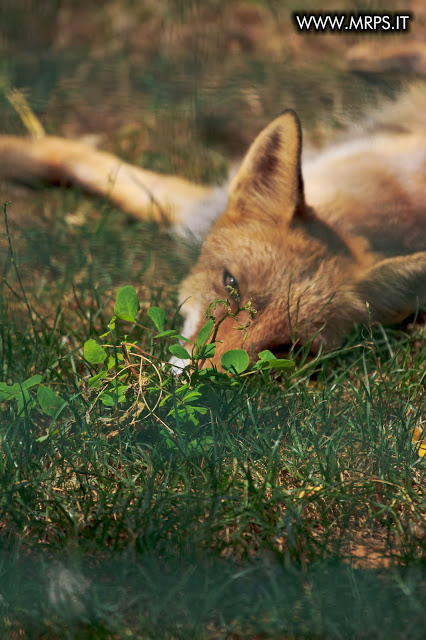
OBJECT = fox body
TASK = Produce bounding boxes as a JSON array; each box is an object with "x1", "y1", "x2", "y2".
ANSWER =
[
  {"x1": 178, "y1": 109, "x2": 426, "y2": 365},
  {"x1": 1, "y1": 91, "x2": 425, "y2": 366}
]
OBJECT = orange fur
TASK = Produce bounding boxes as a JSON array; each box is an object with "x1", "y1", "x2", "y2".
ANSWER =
[
  {"x1": 177, "y1": 104, "x2": 426, "y2": 366},
  {"x1": 1, "y1": 92, "x2": 425, "y2": 368}
]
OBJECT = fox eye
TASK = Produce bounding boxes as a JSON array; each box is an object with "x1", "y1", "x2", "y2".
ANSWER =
[{"x1": 223, "y1": 269, "x2": 239, "y2": 297}]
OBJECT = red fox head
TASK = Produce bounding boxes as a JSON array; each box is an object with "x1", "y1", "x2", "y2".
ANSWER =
[{"x1": 178, "y1": 110, "x2": 426, "y2": 368}]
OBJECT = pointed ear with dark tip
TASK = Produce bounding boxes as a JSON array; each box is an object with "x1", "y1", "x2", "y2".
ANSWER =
[
  {"x1": 353, "y1": 252, "x2": 426, "y2": 324},
  {"x1": 226, "y1": 110, "x2": 305, "y2": 226}
]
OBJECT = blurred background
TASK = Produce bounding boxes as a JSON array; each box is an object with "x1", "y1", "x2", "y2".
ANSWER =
[{"x1": 1, "y1": 0, "x2": 425, "y2": 180}]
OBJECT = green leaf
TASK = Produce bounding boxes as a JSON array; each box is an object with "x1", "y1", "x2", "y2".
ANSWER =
[
  {"x1": 37, "y1": 385, "x2": 66, "y2": 417},
  {"x1": 0, "y1": 375, "x2": 42, "y2": 403},
  {"x1": 255, "y1": 350, "x2": 294, "y2": 372},
  {"x1": 268, "y1": 358, "x2": 295, "y2": 372},
  {"x1": 198, "y1": 343, "x2": 216, "y2": 359},
  {"x1": 17, "y1": 389, "x2": 33, "y2": 414},
  {"x1": 258, "y1": 350, "x2": 276, "y2": 361},
  {"x1": 100, "y1": 393, "x2": 115, "y2": 407},
  {"x1": 84, "y1": 339, "x2": 107, "y2": 364},
  {"x1": 107, "y1": 356, "x2": 116, "y2": 371},
  {"x1": 0, "y1": 382, "x2": 15, "y2": 402},
  {"x1": 253, "y1": 360, "x2": 270, "y2": 370},
  {"x1": 192, "y1": 405, "x2": 208, "y2": 415},
  {"x1": 22, "y1": 374, "x2": 43, "y2": 389},
  {"x1": 114, "y1": 286, "x2": 139, "y2": 321},
  {"x1": 160, "y1": 429, "x2": 178, "y2": 450},
  {"x1": 197, "y1": 367, "x2": 227, "y2": 381},
  {"x1": 0, "y1": 384, "x2": 20, "y2": 402},
  {"x1": 182, "y1": 390, "x2": 203, "y2": 402},
  {"x1": 174, "y1": 383, "x2": 190, "y2": 396},
  {"x1": 220, "y1": 349, "x2": 249, "y2": 374},
  {"x1": 36, "y1": 434, "x2": 51, "y2": 443},
  {"x1": 169, "y1": 344, "x2": 191, "y2": 360},
  {"x1": 147, "y1": 307, "x2": 166, "y2": 332},
  {"x1": 100, "y1": 383, "x2": 128, "y2": 406},
  {"x1": 88, "y1": 371, "x2": 107, "y2": 388},
  {"x1": 254, "y1": 357, "x2": 295, "y2": 372},
  {"x1": 196, "y1": 319, "x2": 214, "y2": 348},
  {"x1": 154, "y1": 329, "x2": 177, "y2": 339}
]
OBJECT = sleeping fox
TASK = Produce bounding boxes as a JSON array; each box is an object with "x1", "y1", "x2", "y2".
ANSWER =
[{"x1": 0, "y1": 88, "x2": 425, "y2": 367}]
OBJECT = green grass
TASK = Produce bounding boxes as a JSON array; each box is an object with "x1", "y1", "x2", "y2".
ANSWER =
[
  {"x1": 1, "y1": 1, "x2": 426, "y2": 637},
  {"x1": 0, "y1": 196, "x2": 425, "y2": 638}
]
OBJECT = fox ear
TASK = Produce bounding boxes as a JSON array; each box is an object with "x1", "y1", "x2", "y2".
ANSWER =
[
  {"x1": 227, "y1": 110, "x2": 305, "y2": 225},
  {"x1": 353, "y1": 252, "x2": 426, "y2": 324}
]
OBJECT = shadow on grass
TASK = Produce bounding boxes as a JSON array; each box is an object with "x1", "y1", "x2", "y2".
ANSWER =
[{"x1": 1, "y1": 551, "x2": 426, "y2": 639}]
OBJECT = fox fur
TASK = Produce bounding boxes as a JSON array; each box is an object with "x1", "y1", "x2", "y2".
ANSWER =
[{"x1": 0, "y1": 87, "x2": 425, "y2": 367}]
